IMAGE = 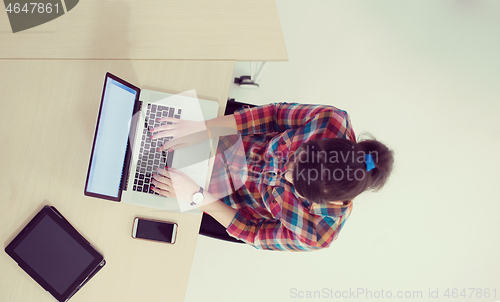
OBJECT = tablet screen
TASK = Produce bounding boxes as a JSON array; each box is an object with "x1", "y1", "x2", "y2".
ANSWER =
[{"x1": 12, "y1": 214, "x2": 95, "y2": 295}]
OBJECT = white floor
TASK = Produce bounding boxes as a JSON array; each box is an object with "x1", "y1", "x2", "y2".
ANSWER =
[{"x1": 185, "y1": 1, "x2": 500, "y2": 302}]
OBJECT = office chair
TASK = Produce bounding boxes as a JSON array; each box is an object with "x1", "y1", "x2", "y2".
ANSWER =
[{"x1": 198, "y1": 99, "x2": 256, "y2": 243}]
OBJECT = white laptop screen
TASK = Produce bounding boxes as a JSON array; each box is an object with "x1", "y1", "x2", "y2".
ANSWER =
[{"x1": 86, "y1": 77, "x2": 137, "y2": 199}]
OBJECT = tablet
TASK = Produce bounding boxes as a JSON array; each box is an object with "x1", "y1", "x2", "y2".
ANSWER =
[{"x1": 5, "y1": 206, "x2": 105, "y2": 302}]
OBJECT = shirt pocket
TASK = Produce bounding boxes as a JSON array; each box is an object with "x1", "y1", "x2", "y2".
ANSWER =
[{"x1": 265, "y1": 187, "x2": 283, "y2": 220}]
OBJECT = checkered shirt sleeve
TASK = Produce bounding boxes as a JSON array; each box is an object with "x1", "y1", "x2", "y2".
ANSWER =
[
  {"x1": 227, "y1": 203, "x2": 353, "y2": 251},
  {"x1": 233, "y1": 102, "x2": 355, "y2": 142}
]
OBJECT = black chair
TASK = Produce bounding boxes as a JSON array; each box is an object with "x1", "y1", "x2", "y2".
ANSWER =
[{"x1": 198, "y1": 99, "x2": 256, "y2": 243}]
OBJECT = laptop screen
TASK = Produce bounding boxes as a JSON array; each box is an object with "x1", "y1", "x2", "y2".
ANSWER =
[{"x1": 85, "y1": 75, "x2": 139, "y2": 200}]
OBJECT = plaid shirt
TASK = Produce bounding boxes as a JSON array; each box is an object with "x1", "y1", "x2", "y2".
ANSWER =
[{"x1": 207, "y1": 103, "x2": 355, "y2": 251}]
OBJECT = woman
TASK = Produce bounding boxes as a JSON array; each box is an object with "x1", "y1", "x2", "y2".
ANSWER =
[{"x1": 149, "y1": 103, "x2": 394, "y2": 251}]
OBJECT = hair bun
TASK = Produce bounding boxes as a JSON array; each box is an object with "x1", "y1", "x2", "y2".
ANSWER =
[{"x1": 357, "y1": 135, "x2": 394, "y2": 191}]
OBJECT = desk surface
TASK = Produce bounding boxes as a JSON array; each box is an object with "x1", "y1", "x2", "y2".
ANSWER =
[
  {"x1": 0, "y1": 0, "x2": 288, "y2": 61},
  {"x1": 0, "y1": 60, "x2": 234, "y2": 302}
]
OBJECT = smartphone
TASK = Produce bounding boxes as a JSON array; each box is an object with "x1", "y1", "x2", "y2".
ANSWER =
[{"x1": 132, "y1": 218, "x2": 177, "y2": 244}]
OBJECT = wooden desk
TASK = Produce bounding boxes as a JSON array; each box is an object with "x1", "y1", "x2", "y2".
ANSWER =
[
  {"x1": 0, "y1": 0, "x2": 288, "y2": 61},
  {"x1": 0, "y1": 60, "x2": 234, "y2": 302}
]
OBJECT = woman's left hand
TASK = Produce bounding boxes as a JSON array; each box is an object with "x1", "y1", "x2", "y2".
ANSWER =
[{"x1": 151, "y1": 167, "x2": 200, "y2": 203}]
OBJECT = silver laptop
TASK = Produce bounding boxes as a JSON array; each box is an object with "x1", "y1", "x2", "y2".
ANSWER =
[{"x1": 84, "y1": 72, "x2": 218, "y2": 214}]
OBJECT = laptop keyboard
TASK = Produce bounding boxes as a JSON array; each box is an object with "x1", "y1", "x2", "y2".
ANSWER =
[{"x1": 133, "y1": 103, "x2": 182, "y2": 195}]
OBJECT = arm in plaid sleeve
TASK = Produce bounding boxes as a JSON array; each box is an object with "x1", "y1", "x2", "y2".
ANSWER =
[
  {"x1": 226, "y1": 209, "x2": 349, "y2": 251},
  {"x1": 233, "y1": 103, "x2": 351, "y2": 137}
]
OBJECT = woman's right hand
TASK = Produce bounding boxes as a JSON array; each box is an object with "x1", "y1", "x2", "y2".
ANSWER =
[{"x1": 150, "y1": 117, "x2": 208, "y2": 152}]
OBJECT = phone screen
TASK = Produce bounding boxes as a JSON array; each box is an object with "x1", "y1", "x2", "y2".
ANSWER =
[{"x1": 133, "y1": 219, "x2": 177, "y2": 243}]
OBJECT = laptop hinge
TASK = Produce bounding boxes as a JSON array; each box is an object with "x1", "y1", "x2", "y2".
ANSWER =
[{"x1": 124, "y1": 100, "x2": 143, "y2": 192}]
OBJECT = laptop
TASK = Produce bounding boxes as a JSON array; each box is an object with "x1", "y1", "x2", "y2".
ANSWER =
[{"x1": 84, "y1": 72, "x2": 219, "y2": 214}]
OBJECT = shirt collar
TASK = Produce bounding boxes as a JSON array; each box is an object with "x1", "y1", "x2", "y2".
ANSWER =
[{"x1": 309, "y1": 200, "x2": 352, "y2": 217}]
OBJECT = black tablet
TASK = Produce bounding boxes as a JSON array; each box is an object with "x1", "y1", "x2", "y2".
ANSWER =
[{"x1": 5, "y1": 206, "x2": 105, "y2": 302}]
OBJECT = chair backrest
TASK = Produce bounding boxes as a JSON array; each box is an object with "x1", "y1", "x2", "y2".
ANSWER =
[
  {"x1": 198, "y1": 99, "x2": 256, "y2": 243},
  {"x1": 199, "y1": 213, "x2": 244, "y2": 243},
  {"x1": 224, "y1": 99, "x2": 257, "y2": 115}
]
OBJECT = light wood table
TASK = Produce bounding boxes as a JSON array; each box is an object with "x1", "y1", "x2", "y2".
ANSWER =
[
  {"x1": 0, "y1": 0, "x2": 288, "y2": 61},
  {"x1": 0, "y1": 60, "x2": 235, "y2": 302}
]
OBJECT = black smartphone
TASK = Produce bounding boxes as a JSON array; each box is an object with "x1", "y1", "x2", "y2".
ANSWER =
[{"x1": 132, "y1": 218, "x2": 178, "y2": 244}]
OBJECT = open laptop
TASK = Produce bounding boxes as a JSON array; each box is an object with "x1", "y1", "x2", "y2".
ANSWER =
[{"x1": 84, "y1": 72, "x2": 219, "y2": 214}]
